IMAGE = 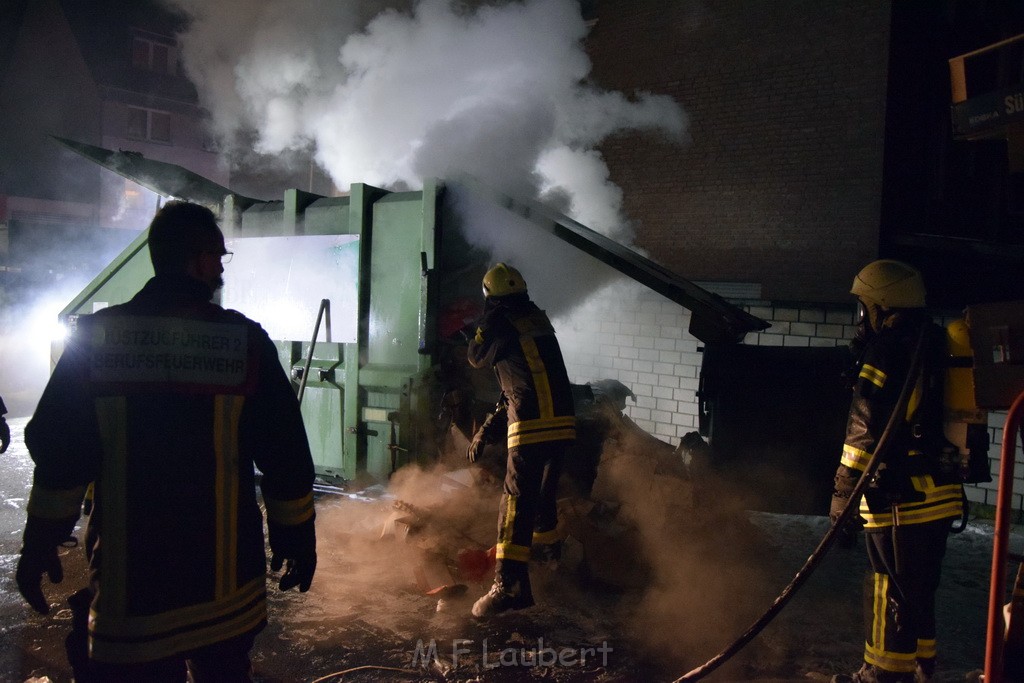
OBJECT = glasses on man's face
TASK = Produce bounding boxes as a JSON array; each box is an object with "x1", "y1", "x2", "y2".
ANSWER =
[{"x1": 201, "y1": 251, "x2": 233, "y2": 263}]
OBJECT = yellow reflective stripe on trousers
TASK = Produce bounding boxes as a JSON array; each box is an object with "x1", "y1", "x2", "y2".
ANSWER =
[
  {"x1": 499, "y1": 494, "x2": 516, "y2": 546},
  {"x1": 865, "y1": 644, "x2": 917, "y2": 673},
  {"x1": 95, "y1": 396, "x2": 130, "y2": 617},
  {"x1": 865, "y1": 572, "x2": 917, "y2": 673},
  {"x1": 27, "y1": 485, "x2": 87, "y2": 520},
  {"x1": 90, "y1": 578, "x2": 266, "y2": 663},
  {"x1": 496, "y1": 494, "x2": 530, "y2": 561},
  {"x1": 916, "y1": 638, "x2": 937, "y2": 659},
  {"x1": 871, "y1": 572, "x2": 886, "y2": 654},
  {"x1": 215, "y1": 395, "x2": 245, "y2": 599},
  {"x1": 496, "y1": 543, "x2": 531, "y2": 562}
]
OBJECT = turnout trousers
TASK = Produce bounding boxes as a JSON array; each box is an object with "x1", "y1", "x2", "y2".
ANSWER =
[
  {"x1": 861, "y1": 518, "x2": 953, "y2": 678},
  {"x1": 494, "y1": 440, "x2": 566, "y2": 570}
]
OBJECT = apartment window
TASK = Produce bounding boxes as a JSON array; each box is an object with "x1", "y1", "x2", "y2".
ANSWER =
[
  {"x1": 131, "y1": 36, "x2": 175, "y2": 75},
  {"x1": 127, "y1": 106, "x2": 171, "y2": 142}
]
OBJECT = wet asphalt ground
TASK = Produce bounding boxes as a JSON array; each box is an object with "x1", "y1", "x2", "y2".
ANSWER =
[{"x1": 1, "y1": 414, "x2": 1019, "y2": 683}]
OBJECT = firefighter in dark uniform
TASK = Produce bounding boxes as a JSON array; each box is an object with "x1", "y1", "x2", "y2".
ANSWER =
[
  {"x1": 467, "y1": 263, "x2": 575, "y2": 617},
  {"x1": 15, "y1": 201, "x2": 317, "y2": 681},
  {"x1": 831, "y1": 260, "x2": 963, "y2": 683}
]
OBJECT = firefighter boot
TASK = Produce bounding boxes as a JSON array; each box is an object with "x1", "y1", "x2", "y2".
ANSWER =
[
  {"x1": 471, "y1": 561, "x2": 534, "y2": 617},
  {"x1": 831, "y1": 664, "x2": 915, "y2": 683}
]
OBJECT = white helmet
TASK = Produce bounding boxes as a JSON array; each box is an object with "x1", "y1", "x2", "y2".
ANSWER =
[{"x1": 851, "y1": 259, "x2": 926, "y2": 308}]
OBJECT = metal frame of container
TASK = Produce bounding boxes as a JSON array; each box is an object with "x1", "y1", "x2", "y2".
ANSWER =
[{"x1": 54, "y1": 156, "x2": 768, "y2": 484}]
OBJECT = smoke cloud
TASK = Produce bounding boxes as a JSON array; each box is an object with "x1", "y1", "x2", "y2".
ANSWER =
[
  {"x1": 156, "y1": 6, "x2": 773, "y2": 671},
  {"x1": 167, "y1": 0, "x2": 688, "y2": 242}
]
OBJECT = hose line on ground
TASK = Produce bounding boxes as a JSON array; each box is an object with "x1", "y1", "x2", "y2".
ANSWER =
[
  {"x1": 673, "y1": 325, "x2": 928, "y2": 683},
  {"x1": 309, "y1": 664, "x2": 424, "y2": 682}
]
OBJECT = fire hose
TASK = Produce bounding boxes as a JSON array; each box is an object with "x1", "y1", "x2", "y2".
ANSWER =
[{"x1": 673, "y1": 325, "x2": 928, "y2": 682}]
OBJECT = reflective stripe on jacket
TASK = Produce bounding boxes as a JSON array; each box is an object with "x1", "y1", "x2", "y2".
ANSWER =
[
  {"x1": 467, "y1": 295, "x2": 575, "y2": 449},
  {"x1": 837, "y1": 313, "x2": 962, "y2": 530},
  {"x1": 24, "y1": 275, "x2": 315, "y2": 663}
]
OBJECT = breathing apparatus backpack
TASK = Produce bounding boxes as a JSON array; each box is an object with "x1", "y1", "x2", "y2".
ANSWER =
[
  {"x1": 942, "y1": 319, "x2": 992, "y2": 485},
  {"x1": 912, "y1": 319, "x2": 992, "y2": 486}
]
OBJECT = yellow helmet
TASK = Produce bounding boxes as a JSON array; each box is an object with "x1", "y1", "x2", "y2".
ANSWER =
[
  {"x1": 482, "y1": 262, "x2": 527, "y2": 298},
  {"x1": 851, "y1": 259, "x2": 926, "y2": 308}
]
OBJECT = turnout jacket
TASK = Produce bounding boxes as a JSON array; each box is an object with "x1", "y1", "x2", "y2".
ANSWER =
[
  {"x1": 24, "y1": 274, "x2": 315, "y2": 663},
  {"x1": 467, "y1": 294, "x2": 575, "y2": 449},
  {"x1": 835, "y1": 312, "x2": 962, "y2": 530}
]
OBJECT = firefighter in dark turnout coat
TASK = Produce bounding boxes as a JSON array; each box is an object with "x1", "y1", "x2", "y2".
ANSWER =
[
  {"x1": 467, "y1": 263, "x2": 575, "y2": 617},
  {"x1": 831, "y1": 260, "x2": 963, "y2": 683},
  {"x1": 16, "y1": 201, "x2": 316, "y2": 681}
]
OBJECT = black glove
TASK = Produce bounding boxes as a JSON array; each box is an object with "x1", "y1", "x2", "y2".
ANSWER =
[
  {"x1": 829, "y1": 494, "x2": 860, "y2": 550},
  {"x1": 267, "y1": 517, "x2": 316, "y2": 592},
  {"x1": 16, "y1": 515, "x2": 75, "y2": 614},
  {"x1": 0, "y1": 417, "x2": 10, "y2": 453},
  {"x1": 467, "y1": 402, "x2": 508, "y2": 463}
]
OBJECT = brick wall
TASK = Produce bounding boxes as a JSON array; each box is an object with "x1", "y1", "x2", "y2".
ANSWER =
[
  {"x1": 554, "y1": 284, "x2": 1024, "y2": 515},
  {"x1": 585, "y1": 0, "x2": 892, "y2": 303}
]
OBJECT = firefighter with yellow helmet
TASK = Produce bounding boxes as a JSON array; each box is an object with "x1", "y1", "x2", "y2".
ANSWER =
[
  {"x1": 466, "y1": 263, "x2": 576, "y2": 617},
  {"x1": 831, "y1": 260, "x2": 965, "y2": 683}
]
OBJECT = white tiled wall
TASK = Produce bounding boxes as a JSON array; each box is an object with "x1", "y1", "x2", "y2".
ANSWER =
[{"x1": 553, "y1": 285, "x2": 1023, "y2": 516}]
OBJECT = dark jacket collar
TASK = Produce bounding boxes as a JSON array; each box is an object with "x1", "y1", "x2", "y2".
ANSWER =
[{"x1": 133, "y1": 274, "x2": 215, "y2": 308}]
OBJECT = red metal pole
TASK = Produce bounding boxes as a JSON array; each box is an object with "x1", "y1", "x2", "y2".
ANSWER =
[{"x1": 984, "y1": 389, "x2": 1024, "y2": 683}]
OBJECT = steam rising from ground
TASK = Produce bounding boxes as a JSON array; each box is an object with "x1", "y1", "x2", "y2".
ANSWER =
[
  {"x1": 275, "y1": 413, "x2": 777, "y2": 677},
  {"x1": 168, "y1": 0, "x2": 687, "y2": 242}
]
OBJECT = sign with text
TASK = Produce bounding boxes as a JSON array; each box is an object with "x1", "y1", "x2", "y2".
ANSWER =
[{"x1": 84, "y1": 316, "x2": 252, "y2": 392}]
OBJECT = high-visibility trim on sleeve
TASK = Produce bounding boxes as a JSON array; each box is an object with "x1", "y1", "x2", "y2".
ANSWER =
[
  {"x1": 27, "y1": 485, "x2": 87, "y2": 520},
  {"x1": 841, "y1": 444, "x2": 871, "y2": 471},
  {"x1": 263, "y1": 492, "x2": 314, "y2": 526},
  {"x1": 859, "y1": 364, "x2": 887, "y2": 390}
]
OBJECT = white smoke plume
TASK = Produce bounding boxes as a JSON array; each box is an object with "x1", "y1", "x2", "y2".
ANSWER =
[{"x1": 168, "y1": 0, "x2": 688, "y2": 242}]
